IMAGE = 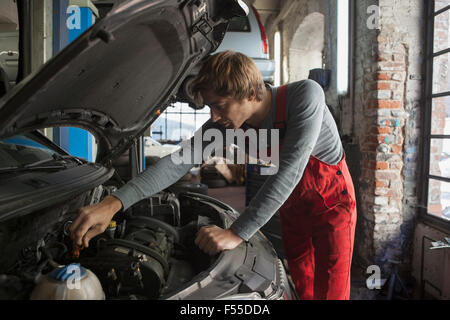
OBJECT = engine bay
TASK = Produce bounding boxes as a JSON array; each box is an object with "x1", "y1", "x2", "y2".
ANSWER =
[{"x1": 0, "y1": 185, "x2": 225, "y2": 300}]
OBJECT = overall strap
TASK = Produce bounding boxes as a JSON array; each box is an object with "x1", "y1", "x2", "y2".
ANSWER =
[{"x1": 274, "y1": 84, "x2": 288, "y2": 144}]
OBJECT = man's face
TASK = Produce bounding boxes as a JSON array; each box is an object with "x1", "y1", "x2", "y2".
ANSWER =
[{"x1": 201, "y1": 89, "x2": 254, "y2": 130}]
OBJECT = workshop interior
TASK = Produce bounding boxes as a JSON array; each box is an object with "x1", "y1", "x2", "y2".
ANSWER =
[{"x1": 0, "y1": 0, "x2": 449, "y2": 301}]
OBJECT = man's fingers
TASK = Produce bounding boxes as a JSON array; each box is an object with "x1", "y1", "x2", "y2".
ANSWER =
[
  {"x1": 69, "y1": 210, "x2": 87, "y2": 240},
  {"x1": 205, "y1": 241, "x2": 218, "y2": 256},
  {"x1": 82, "y1": 226, "x2": 103, "y2": 248},
  {"x1": 199, "y1": 237, "x2": 212, "y2": 254},
  {"x1": 73, "y1": 215, "x2": 94, "y2": 247},
  {"x1": 195, "y1": 227, "x2": 209, "y2": 246},
  {"x1": 198, "y1": 230, "x2": 213, "y2": 251},
  {"x1": 197, "y1": 229, "x2": 220, "y2": 255},
  {"x1": 194, "y1": 231, "x2": 203, "y2": 246}
]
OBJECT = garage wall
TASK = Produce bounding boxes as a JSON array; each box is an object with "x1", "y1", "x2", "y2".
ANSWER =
[
  {"x1": 287, "y1": 12, "x2": 324, "y2": 82},
  {"x1": 265, "y1": 0, "x2": 427, "y2": 278},
  {"x1": 264, "y1": 0, "x2": 345, "y2": 128},
  {"x1": 353, "y1": 0, "x2": 425, "y2": 275},
  {"x1": 277, "y1": 1, "x2": 324, "y2": 84}
]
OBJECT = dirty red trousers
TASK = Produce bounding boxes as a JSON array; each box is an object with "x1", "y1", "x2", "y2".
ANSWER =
[
  {"x1": 279, "y1": 154, "x2": 357, "y2": 300},
  {"x1": 274, "y1": 85, "x2": 357, "y2": 300}
]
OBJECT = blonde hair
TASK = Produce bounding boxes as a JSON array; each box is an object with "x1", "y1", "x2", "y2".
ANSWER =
[{"x1": 191, "y1": 51, "x2": 266, "y2": 102}]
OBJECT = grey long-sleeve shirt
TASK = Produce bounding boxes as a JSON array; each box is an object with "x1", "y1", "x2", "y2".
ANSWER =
[{"x1": 111, "y1": 80, "x2": 343, "y2": 241}]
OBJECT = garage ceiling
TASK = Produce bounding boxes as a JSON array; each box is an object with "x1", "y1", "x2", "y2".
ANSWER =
[
  {"x1": 0, "y1": 0, "x2": 18, "y2": 29},
  {"x1": 252, "y1": 0, "x2": 281, "y2": 12},
  {"x1": 248, "y1": 0, "x2": 281, "y2": 26}
]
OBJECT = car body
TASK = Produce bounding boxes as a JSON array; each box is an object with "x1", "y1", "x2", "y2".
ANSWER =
[
  {"x1": 0, "y1": 0, "x2": 292, "y2": 300},
  {"x1": 144, "y1": 137, "x2": 180, "y2": 158},
  {"x1": 214, "y1": 4, "x2": 275, "y2": 83},
  {"x1": 0, "y1": 31, "x2": 19, "y2": 88}
]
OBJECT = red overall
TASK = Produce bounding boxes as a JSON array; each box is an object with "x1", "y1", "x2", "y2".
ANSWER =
[{"x1": 274, "y1": 85, "x2": 357, "y2": 300}]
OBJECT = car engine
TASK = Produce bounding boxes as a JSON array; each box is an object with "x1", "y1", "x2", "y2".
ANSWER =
[{"x1": 0, "y1": 187, "x2": 221, "y2": 300}]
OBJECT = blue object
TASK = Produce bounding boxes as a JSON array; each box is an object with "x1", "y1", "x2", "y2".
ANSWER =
[
  {"x1": 50, "y1": 263, "x2": 87, "y2": 282},
  {"x1": 52, "y1": 1, "x2": 97, "y2": 161},
  {"x1": 52, "y1": 0, "x2": 70, "y2": 55},
  {"x1": 68, "y1": 6, "x2": 96, "y2": 42},
  {"x1": 3, "y1": 135, "x2": 52, "y2": 151}
]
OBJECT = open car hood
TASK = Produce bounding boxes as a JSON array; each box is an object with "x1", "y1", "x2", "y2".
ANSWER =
[{"x1": 0, "y1": 0, "x2": 248, "y2": 165}]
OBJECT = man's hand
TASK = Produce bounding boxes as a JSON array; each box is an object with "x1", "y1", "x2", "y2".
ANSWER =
[
  {"x1": 194, "y1": 225, "x2": 244, "y2": 256},
  {"x1": 69, "y1": 195, "x2": 123, "y2": 248}
]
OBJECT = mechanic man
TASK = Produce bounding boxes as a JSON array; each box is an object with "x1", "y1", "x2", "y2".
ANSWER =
[{"x1": 70, "y1": 50, "x2": 357, "y2": 300}]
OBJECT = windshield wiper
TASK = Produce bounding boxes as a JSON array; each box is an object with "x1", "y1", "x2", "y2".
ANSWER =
[
  {"x1": 24, "y1": 153, "x2": 83, "y2": 168},
  {"x1": 0, "y1": 154, "x2": 85, "y2": 174},
  {"x1": 0, "y1": 165, "x2": 67, "y2": 174}
]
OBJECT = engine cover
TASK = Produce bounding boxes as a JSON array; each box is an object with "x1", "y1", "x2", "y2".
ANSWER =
[{"x1": 77, "y1": 218, "x2": 175, "y2": 299}]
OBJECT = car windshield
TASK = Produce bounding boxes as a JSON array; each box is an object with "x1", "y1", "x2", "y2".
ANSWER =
[
  {"x1": 228, "y1": 16, "x2": 251, "y2": 32},
  {"x1": 0, "y1": 135, "x2": 62, "y2": 169}
]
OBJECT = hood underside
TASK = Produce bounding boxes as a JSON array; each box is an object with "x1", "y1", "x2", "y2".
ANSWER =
[{"x1": 0, "y1": 0, "x2": 247, "y2": 164}]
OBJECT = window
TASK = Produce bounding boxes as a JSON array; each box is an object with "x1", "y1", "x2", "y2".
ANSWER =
[
  {"x1": 228, "y1": 16, "x2": 251, "y2": 32},
  {"x1": 0, "y1": 0, "x2": 19, "y2": 96},
  {"x1": 423, "y1": 1, "x2": 450, "y2": 224},
  {"x1": 274, "y1": 31, "x2": 281, "y2": 86},
  {"x1": 0, "y1": 135, "x2": 63, "y2": 168},
  {"x1": 337, "y1": 0, "x2": 350, "y2": 95},
  {"x1": 151, "y1": 102, "x2": 210, "y2": 144},
  {"x1": 40, "y1": 127, "x2": 98, "y2": 162}
]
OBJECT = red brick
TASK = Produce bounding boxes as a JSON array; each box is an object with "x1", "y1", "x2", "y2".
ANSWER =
[
  {"x1": 376, "y1": 73, "x2": 392, "y2": 81},
  {"x1": 377, "y1": 135, "x2": 387, "y2": 144},
  {"x1": 369, "y1": 100, "x2": 402, "y2": 109},
  {"x1": 370, "y1": 126, "x2": 392, "y2": 135},
  {"x1": 378, "y1": 100, "x2": 402, "y2": 109},
  {"x1": 374, "y1": 82, "x2": 392, "y2": 90},
  {"x1": 377, "y1": 127, "x2": 391, "y2": 134},
  {"x1": 376, "y1": 162, "x2": 389, "y2": 170}
]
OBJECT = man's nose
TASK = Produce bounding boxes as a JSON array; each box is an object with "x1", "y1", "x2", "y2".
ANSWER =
[{"x1": 210, "y1": 109, "x2": 221, "y2": 122}]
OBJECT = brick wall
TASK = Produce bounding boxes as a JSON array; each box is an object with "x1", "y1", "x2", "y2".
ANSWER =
[{"x1": 353, "y1": 0, "x2": 425, "y2": 273}]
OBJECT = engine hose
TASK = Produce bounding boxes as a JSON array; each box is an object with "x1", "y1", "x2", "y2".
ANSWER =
[
  {"x1": 126, "y1": 216, "x2": 180, "y2": 243},
  {"x1": 40, "y1": 245, "x2": 65, "y2": 269},
  {"x1": 104, "y1": 239, "x2": 170, "y2": 275}
]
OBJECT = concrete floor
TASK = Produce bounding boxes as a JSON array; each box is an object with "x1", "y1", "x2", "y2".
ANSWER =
[{"x1": 207, "y1": 186, "x2": 246, "y2": 214}]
